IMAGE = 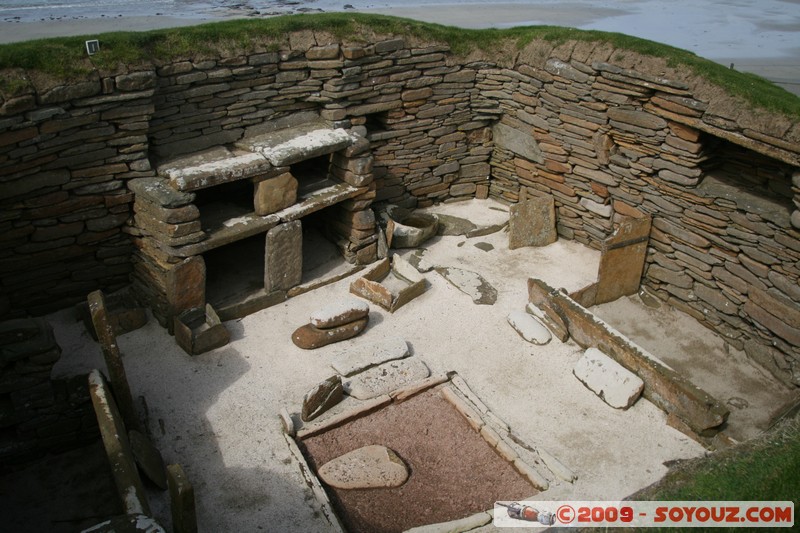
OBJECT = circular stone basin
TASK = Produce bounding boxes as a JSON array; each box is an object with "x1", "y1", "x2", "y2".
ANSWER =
[{"x1": 386, "y1": 207, "x2": 439, "y2": 248}]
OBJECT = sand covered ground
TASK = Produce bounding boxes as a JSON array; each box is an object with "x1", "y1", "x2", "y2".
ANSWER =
[{"x1": 20, "y1": 198, "x2": 791, "y2": 532}]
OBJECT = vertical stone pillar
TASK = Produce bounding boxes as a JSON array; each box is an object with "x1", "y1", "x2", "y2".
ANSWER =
[
  {"x1": 165, "y1": 256, "x2": 206, "y2": 320},
  {"x1": 167, "y1": 464, "x2": 197, "y2": 533},
  {"x1": 594, "y1": 215, "x2": 653, "y2": 305},
  {"x1": 265, "y1": 220, "x2": 303, "y2": 292},
  {"x1": 253, "y1": 172, "x2": 298, "y2": 216}
]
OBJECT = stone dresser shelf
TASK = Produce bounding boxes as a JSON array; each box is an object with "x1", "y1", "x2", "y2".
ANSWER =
[{"x1": 171, "y1": 182, "x2": 367, "y2": 258}]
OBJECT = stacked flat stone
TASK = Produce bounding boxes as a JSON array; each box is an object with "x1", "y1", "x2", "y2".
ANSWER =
[
  {"x1": 0, "y1": 318, "x2": 98, "y2": 466},
  {"x1": 292, "y1": 299, "x2": 370, "y2": 349}
]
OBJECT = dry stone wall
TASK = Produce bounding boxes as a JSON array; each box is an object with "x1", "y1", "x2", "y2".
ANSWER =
[
  {"x1": 0, "y1": 318, "x2": 98, "y2": 466},
  {"x1": 0, "y1": 30, "x2": 799, "y2": 385},
  {"x1": 477, "y1": 51, "x2": 800, "y2": 387},
  {"x1": 0, "y1": 72, "x2": 156, "y2": 317}
]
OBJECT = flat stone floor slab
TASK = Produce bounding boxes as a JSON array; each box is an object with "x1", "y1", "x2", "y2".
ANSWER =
[{"x1": 36, "y1": 198, "x2": 791, "y2": 532}]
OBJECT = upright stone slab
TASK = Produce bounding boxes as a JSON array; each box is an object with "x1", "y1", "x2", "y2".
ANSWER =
[
  {"x1": 254, "y1": 172, "x2": 298, "y2": 215},
  {"x1": 594, "y1": 215, "x2": 652, "y2": 305},
  {"x1": 302, "y1": 375, "x2": 344, "y2": 422},
  {"x1": 88, "y1": 290, "x2": 141, "y2": 434},
  {"x1": 88, "y1": 370, "x2": 150, "y2": 516},
  {"x1": 167, "y1": 464, "x2": 198, "y2": 533},
  {"x1": 265, "y1": 220, "x2": 302, "y2": 292},
  {"x1": 508, "y1": 197, "x2": 557, "y2": 250},
  {"x1": 165, "y1": 256, "x2": 206, "y2": 319}
]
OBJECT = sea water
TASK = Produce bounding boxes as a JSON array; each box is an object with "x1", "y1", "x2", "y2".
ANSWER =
[{"x1": 0, "y1": 0, "x2": 549, "y2": 24}]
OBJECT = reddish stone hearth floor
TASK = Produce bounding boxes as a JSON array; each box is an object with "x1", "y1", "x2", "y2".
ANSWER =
[{"x1": 300, "y1": 387, "x2": 537, "y2": 533}]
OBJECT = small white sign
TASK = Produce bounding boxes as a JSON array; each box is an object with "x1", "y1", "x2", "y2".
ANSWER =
[{"x1": 85, "y1": 39, "x2": 100, "y2": 56}]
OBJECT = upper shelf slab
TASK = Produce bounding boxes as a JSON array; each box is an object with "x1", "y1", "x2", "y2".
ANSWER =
[
  {"x1": 158, "y1": 146, "x2": 274, "y2": 192},
  {"x1": 239, "y1": 123, "x2": 355, "y2": 166}
]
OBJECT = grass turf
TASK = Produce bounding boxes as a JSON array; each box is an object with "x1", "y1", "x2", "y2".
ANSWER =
[{"x1": 0, "y1": 13, "x2": 798, "y2": 118}]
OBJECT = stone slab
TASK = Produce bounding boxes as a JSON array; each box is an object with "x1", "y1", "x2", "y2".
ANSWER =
[
  {"x1": 331, "y1": 336, "x2": 410, "y2": 376},
  {"x1": 507, "y1": 311, "x2": 552, "y2": 345},
  {"x1": 436, "y1": 267, "x2": 497, "y2": 305},
  {"x1": 166, "y1": 464, "x2": 197, "y2": 533},
  {"x1": 529, "y1": 277, "x2": 729, "y2": 434},
  {"x1": 508, "y1": 197, "x2": 557, "y2": 250},
  {"x1": 254, "y1": 172, "x2": 298, "y2": 216},
  {"x1": 343, "y1": 358, "x2": 430, "y2": 400},
  {"x1": 174, "y1": 304, "x2": 230, "y2": 356},
  {"x1": 302, "y1": 375, "x2": 344, "y2": 422},
  {"x1": 250, "y1": 127, "x2": 353, "y2": 167},
  {"x1": 492, "y1": 122, "x2": 544, "y2": 163},
  {"x1": 161, "y1": 150, "x2": 272, "y2": 192},
  {"x1": 310, "y1": 299, "x2": 370, "y2": 330},
  {"x1": 265, "y1": 220, "x2": 302, "y2": 292},
  {"x1": 129, "y1": 429, "x2": 167, "y2": 490},
  {"x1": 87, "y1": 370, "x2": 150, "y2": 516},
  {"x1": 573, "y1": 347, "x2": 644, "y2": 409},
  {"x1": 292, "y1": 317, "x2": 369, "y2": 350},
  {"x1": 594, "y1": 215, "x2": 652, "y2": 305},
  {"x1": 318, "y1": 445, "x2": 408, "y2": 489}
]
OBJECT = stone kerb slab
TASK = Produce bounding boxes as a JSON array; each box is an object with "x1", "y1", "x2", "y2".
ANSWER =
[
  {"x1": 88, "y1": 370, "x2": 151, "y2": 516},
  {"x1": 573, "y1": 347, "x2": 644, "y2": 409}
]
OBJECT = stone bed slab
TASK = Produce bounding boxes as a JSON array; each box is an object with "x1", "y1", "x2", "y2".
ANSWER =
[{"x1": 528, "y1": 277, "x2": 729, "y2": 436}]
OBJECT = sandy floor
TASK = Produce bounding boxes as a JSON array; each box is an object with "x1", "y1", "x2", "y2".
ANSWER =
[{"x1": 34, "y1": 198, "x2": 793, "y2": 532}]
